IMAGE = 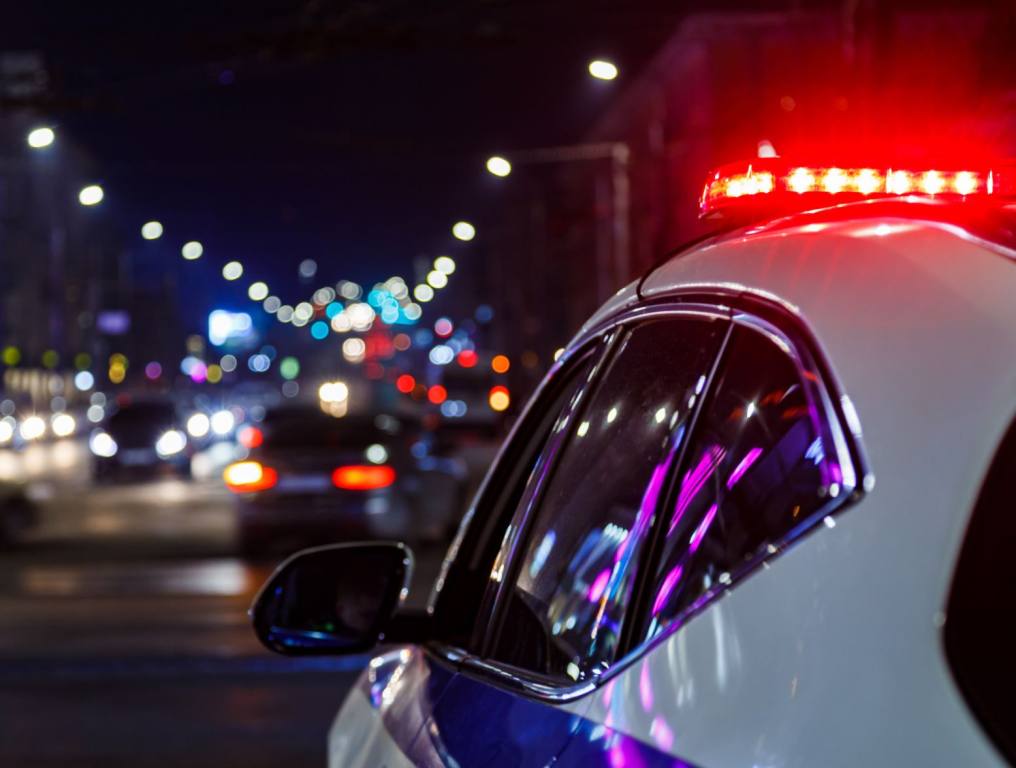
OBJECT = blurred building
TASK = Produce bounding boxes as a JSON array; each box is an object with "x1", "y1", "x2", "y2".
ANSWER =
[{"x1": 482, "y1": 2, "x2": 1016, "y2": 401}]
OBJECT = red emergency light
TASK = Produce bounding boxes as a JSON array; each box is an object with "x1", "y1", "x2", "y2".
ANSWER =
[{"x1": 700, "y1": 159, "x2": 1015, "y2": 218}]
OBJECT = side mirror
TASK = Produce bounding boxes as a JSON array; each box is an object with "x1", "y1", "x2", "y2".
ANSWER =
[{"x1": 250, "y1": 541, "x2": 413, "y2": 655}]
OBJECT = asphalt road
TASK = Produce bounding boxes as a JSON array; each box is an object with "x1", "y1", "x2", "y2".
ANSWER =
[{"x1": 0, "y1": 439, "x2": 446, "y2": 767}]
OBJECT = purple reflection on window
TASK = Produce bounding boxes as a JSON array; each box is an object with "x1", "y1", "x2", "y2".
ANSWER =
[
  {"x1": 587, "y1": 568, "x2": 611, "y2": 603},
  {"x1": 669, "y1": 445, "x2": 725, "y2": 534},
  {"x1": 651, "y1": 564, "x2": 684, "y2": 616},
  {"x1": 689, "y1": 503, "x2": 719, "y2": 553},
  {"x1": 614, "y1": 452, "x2": 673, "y2": 567},
  {"x1": 726, "y1": 446, "x2": 762, "y2": 489}
]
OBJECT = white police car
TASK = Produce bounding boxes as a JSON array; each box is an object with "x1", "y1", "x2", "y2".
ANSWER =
[{"x1": 251, "y1": 159, "x2": 1016, "y2": 767}]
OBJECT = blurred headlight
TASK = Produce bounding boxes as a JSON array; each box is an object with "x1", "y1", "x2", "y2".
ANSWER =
[
  {"x1": 51, "y1": 413, "x2": 76, "y2": 438},
  {"x1": 155, "y1": 429, "x2": 186, "y2": 457},
  {"x1": 186, "y1": 413, "x2": 210, "y2": 438},
  {"x1": 19, "y1": 415, "x2": 46, "y2": 441},
  {"x1": 89, "y1": 430, "x2": 118, "y2": 458},
  {"x1": 0, "y1": 418, "x2": 14, "y2": 444},
  {"x1": 210, "y1": 409, "x2": 235, "y2": 436}
]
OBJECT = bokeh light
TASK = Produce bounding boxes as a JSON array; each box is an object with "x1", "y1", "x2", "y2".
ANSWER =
[
  {"x1": 434, "y1": 256, "x2": 456, "y2": 275},
  {"x1": 182, "y1": 241, "x2": 203, "y2": 260},
  {"x1": 489, "y1": 385, "x2": 511, "y2": 412},
  {"x1": 279, "y1": 357, "x2": 300, "y2": 380},
  {"x1": 222, "y1": 261, "x2": 243, "y2": 280},
  {"x1": 486, "y1": 156, "x2": 512, "y2": 177},
  {"x1": 141, "y1": 221, "x2": 164, "y2": 240},
  {"x1": 27, "y1": 127, "x2": 55, "y2": 149},
  {"x1": 248, "y1": 282, "x2": 269, "y2": 301},
  {"x1": 79, "y1": 185, "x2": 104, "y2": 206},
  {"x1": 452, "y1": 221, "x2": 476, "y2": 241},
  {"x1": 588, "y1": 59, "x2": 619, "y2": 80}
]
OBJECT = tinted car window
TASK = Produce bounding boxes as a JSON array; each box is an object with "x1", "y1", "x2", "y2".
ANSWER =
[
  {"x1": 489, "y1": 316, "x2": 726, "y2": 683},
  {"x1": 641, "y1": 323, "x2": 844, "y2": 642},
  {"x1": 430, "y1": 347, "x2": 600, "y2": 651}
]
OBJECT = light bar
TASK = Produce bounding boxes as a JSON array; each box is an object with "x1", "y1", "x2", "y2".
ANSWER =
[{"x1": 700, "y1": 159, "x2": 1014, "y2": 217}]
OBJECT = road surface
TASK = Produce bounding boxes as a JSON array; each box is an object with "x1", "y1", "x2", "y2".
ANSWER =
[{"x1": 0, "y1": 439, "x2": 446, "y2": 767}]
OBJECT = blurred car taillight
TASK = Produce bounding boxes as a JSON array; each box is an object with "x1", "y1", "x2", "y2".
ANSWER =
[
  {"x1": 224, "y1": 461, "x2": 277, "y2": 492},
  {"x1": 238, "y1": 425, "x2": 264, "y2": 448},
  {"x1": 331, "y1": 465, "x2": 396, "y2": 491}
]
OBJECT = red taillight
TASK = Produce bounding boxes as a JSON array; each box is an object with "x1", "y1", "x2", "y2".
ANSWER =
[
  {"x1": 700, "y1": 159, "x2": 1014, "y2": 217},
  {"x1": 238, "y1": 425, "x2": 263, "y2": 449},
  {"x1": 331, "y1": 464, "x2": 396, "y2": 491},
  {"x1": 427, "y1": 385, "x2": 447, "y2": 405},
  {"x1": 223, "y1": 461, "x2": 277, "y2": 493},
  {"x1": 396, "y1": 374, "x2": 415, "y2": 394}
]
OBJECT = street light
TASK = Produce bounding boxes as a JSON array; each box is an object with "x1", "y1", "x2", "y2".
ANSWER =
[
  {"x1": 78, "y1": 185, "x2": 104, "y2": 206},
  {"x1": 486, "y1": 156, "x2": 512, "y2": 178},
  {"x1": 452, "y1": 221, "x2": 476, "y2": 241},
  {"x1": 588, "y1": 59, "x2": 619, "y2": 81},
  {"x1": 248, "y1": 281, "x2": 269, "y2": 301},
  {"x1": 141, "y1": 221, "x2": 163, "y2": 240},
  {"x1": 223, "y1": 261, "x2": 243, "y2": 280},
  {"x1": 27, "y1": 127, "x2": 55, "y2": 149}
]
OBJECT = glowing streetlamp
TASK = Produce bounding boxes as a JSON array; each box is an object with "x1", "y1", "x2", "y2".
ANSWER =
[
  {"x1": 27, "y1": 127, "x2": 55, "y2": 149},
  {"x1": 78, "y1": 185, "x2": 104, "y2": 206},
  {"x1": 486, "y1": 156, "x2": 512, "y2": 177},
  {"x1": 588, "y1": 59, "x2": 619, "y2": 81}
]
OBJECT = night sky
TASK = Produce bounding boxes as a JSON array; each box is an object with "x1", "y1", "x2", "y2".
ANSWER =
[
  {"x1": 6, "y1": 0, "x2": 1003, "y2": 335},
  {"x1": 4, "y1": 1, "x2": 697, "y2": 306}
]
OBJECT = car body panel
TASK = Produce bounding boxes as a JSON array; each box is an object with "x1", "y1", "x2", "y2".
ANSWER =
[
  {"x1": 570, "y1": 217, "x2": 1015, "y2": 766},
  {"x1": 328, "y1": 647, "x2": 455, "y2": 768}
]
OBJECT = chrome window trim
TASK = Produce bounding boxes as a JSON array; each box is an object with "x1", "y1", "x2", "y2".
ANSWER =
[{"x1": 426, "y1": 291, "x2": 871, "y2": 705}]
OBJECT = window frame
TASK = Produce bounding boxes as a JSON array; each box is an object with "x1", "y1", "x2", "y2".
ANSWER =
[
  {"x1": 427, "y1": 290, "x2": 870, "y2": 704},
  {"x1": 478, "y1": 309, "x2": 730, "y2": 683}
]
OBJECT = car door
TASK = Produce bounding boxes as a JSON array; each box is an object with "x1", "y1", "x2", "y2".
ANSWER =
[{"x1": 412, "y1": 310, "x2": 730, "y2": 767}]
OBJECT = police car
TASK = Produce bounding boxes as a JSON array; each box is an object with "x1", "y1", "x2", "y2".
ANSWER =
[{"x1": 250, "y1": 159, "x2": 1016, "y2": 767}]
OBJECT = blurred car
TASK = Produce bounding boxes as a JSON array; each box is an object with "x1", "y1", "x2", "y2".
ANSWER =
[
  {"x1": 251, "y1": 159, "x2": 1016, "y2": 766},
  {"x1": 226, "y1": 405, "x2": 463, "y2": 556},
  {"x1": 90, "y1": 399, "x2": 190, "y2": 481}
]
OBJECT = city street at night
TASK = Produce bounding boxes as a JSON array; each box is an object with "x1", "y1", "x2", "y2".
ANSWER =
[
  {"x1": 2, "y1": 2, "x2": 1015, "y2": 766},
  {"x1": 0, "y1": 441, "x2": 440, "y2": 766}
]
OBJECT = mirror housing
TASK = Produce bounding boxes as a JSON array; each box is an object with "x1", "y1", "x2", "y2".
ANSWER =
[{"x1": 250, "y1": 541, "x2": 413, "y2": 655}]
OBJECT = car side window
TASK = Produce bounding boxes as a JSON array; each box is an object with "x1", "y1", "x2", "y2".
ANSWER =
[
  {"x1": 640, "y1": 322, "x2": 848, "y2": 642},
  {"x1": 486, "y1": 315, "x2": 727, "y2": 683},
  {"x1": 429, "y1": 346, "x2": 601, "y2": 651}
]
